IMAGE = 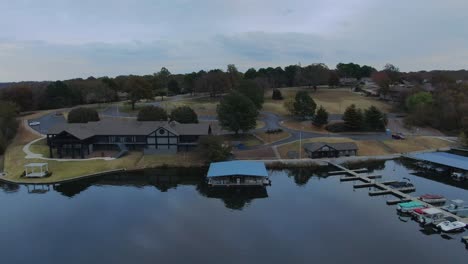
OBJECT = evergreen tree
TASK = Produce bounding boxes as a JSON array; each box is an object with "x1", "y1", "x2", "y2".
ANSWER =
[
  {"x1": 235, "y1": 80, "x2": 264, "y2": 109},
  {"x1": 217, "y1": 92, "x2": 259, "y2": 135},
  {"x1": 293, "y1": 91, "x2": 316, "y2": 119},
  {"x1": 364, "y1": 105, "x2": 386, "y2": 130},
  {"x1": 342, "y1": 104, "x2": 363, "y2": 131},
  {"x1": 167, "y1": 79, "x2": 181, "y2": 95},
  {"x1": 197, "y1": 136, "x2": 232, "y2": 162},
  {"x1": 68, "y1": 107, "x2": 100, "y2": 123},
  {"x1": 137, "y1": 106, "x2": 168, "y2": 121},
  {"x1": 272, "y1": 89, "x2": 283, "y2": 100},
  {"x1": 459, "y1": 132, "x2": 468, "y2": 147},
  {"x1": 313, "y1": 106, "x2": 329, "y2": 127},
  {"x1": 170, "y1": 106, "x2": 198, "y2": 123}
]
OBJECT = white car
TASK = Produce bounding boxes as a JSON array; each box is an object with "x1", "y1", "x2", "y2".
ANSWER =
[{"x1": 29, "y1": 121, "x2": 40, "y2": 126}]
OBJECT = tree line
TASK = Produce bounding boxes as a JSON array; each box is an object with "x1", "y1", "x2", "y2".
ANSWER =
[
  {"x1": 0, "y1": 102, "x2": 18, "y2": 154},
  {"x1": 0, "y1": 62, "x2": 378, "y2": 112}
]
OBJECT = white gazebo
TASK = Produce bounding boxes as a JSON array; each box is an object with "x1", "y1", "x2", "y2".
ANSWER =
[{"x1": 24, "y1": 163, "x2": 49, "y2": 178}]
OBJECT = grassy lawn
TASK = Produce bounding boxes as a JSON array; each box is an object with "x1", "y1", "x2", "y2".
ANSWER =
[
  {"x1": 276, "y1": 135, "x2": 454, "y2": 160},
  {"x1": 255, "y1": 131, "x2": 290, "y2": 144},
  {"x1": 233, "y1": 147, "x2": 277, "y2": 160},
  {"x1": 160, "y1": 97, "x2": 219, "y2": 116},
  {"x1": 277, "y1": 137, "x2": 356, "y2": 159},
  {"x1": 221, "y1": 134, "x2": 263, "y2": 147},
  {"x1": 29, "y1": 138, "x2": 51, "y2": 157},
  {"x1": 264, "y1": 87, "x2": 392, "y2": 116},
  {"x1": 382, "y1": 136, "x2": 453, "y2": 153},
  {"x1": 256, "y1": 120, "x2": 266, "y2": 129},
  {"x1": 2, "y1": 121, "x2": 205, "y2": 183},
  {"x1": 119, "y1": 103, "x2": 142, "y2": 114},
  {"x1": 281, "y1": 120, "x2": 330, "y2": 133},
  {"x1": 136, "y1": 152, "x2": 205, "y2": 168}
]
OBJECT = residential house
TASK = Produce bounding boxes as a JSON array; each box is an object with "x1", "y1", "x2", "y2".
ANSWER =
[
  {"x1": 303, "y1": 142, "x2": 358, "y2": 159},
  {"x1": 47, "y1": 119, "x2": 212, "y2": 159}
]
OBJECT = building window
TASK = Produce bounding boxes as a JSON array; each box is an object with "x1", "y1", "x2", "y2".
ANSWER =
[{"x1": 158, "y1": 129, "x2": 165, "y2": 135}]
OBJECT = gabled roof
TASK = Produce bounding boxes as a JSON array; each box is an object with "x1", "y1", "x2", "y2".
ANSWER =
[
  {"x1": 303, "y1": 142, "x2": 358, "y2": 152},
  {"x1": 48, "y1": 118, "x2": 210, "y2": 139},
  {"x1": 207, "y1": 161, "x2": 268, "y2": 178}
]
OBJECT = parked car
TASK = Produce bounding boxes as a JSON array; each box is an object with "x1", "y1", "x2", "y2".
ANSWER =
[
  {"x1": 29, "y1": 121, "x2": 40, "y2": 126},
  {"x1": 55, "y1": 112, "x2": 63, "y2": 116},
  {"x1": 392, "y1": 133, "x2": 405, "y2": 140}
]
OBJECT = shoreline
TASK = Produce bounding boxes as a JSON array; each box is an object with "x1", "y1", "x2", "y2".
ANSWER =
[
  {"x1": 0, "y1": 145, "x2": 450, "y2": 185},
  {"x1": 0, "y1": 153, "x2": 405, "y2": 185}
]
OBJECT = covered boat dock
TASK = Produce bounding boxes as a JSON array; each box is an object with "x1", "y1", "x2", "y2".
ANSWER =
[
  {"x1": 405, "y1": 152, "x2": 468, "y2": 172},
  {"x1": 207, "y1": 161, "x2": 270, "y2": 187}
]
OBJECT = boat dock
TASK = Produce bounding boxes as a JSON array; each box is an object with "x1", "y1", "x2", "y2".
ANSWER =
[{"x1": 326, "y1": 161, "x2": 468, "y2": 226}]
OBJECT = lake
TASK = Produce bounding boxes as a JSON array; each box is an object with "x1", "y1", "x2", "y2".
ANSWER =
[{"x1": 0, "y1": 159, "x2": 466, "y2": 263}]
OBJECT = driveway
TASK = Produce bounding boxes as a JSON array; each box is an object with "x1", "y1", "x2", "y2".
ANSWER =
[{"x1": 28, "y1": 113, "x2": 66, "y2": 135}]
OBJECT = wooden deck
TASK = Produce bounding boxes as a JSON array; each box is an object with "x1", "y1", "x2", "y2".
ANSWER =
[{"x1": 326, "y1": 161, "x2": 468, "y2": 226}]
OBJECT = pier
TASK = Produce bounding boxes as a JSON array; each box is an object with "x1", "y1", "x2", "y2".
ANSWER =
[{"x1": 326, "y1": 161, "x2": 468, "y2": 227}]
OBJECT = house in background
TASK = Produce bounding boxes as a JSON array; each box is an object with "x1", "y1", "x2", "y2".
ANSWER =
[
  {"x1": 339, "y1": 77, "x2": 358, "y2": 86},
  {"x1": 304, "y1": 142, "x2": 358, "y2": 159},
  {"x1": 47, "y1": 119, "x2": 212, "y2": 159}
]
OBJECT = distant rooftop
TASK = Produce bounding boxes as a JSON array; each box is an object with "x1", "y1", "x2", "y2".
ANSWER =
[
  {"x1": 407, "y1": 152, "x2": 468, "y2": 171},
  {"x1": 207, "y1": 161, "x2": 268, "y2": 178}
]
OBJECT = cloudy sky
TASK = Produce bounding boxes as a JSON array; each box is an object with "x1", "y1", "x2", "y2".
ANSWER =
[{"x1": 1, "y1": 0, "x2": 467, "y2": 81}]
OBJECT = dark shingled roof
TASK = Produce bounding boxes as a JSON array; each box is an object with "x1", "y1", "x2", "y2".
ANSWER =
[
  {"x1": 48, "y1": 118, "x2": 210, "y2": 140},
  {"x1": 303, "y1": 142, "x2": 358, "y2": 152}
]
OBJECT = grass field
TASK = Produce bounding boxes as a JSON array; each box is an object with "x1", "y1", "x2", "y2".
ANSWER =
[
  {"x1": 255, "y1": 131, "x2": 291, "y2": 144},
  {"x1": 281, "y1": 120, "x2": 330, "y2": 133},
  {"x1": 264, "y1": 87, "x2": 392, "y2": 115},
  {"x1": 276, "y1": 136, "x2": 453, "y2": 159},
  {"x1": 221, "y1": 134, "x2": 263, "y2": 147},
  {"x1": 3, "y1": 121, "x2": 205, "y2": 183}
]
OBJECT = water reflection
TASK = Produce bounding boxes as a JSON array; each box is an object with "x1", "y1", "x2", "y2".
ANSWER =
[
  {"x1": 285, "y1": 166, "x2": 330, "y2": 185},
  {"x1": 0, "y1": 182, "x2": 20, "y2": 193},
  {"x1": 198, "y1": 185, "x2": 268, "y2": 210},
  {"x1": 1, "y1": 159, "x2": 467, "y2": 263}
]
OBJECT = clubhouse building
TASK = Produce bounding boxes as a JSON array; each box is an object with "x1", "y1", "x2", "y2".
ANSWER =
[{"x1": 46, "y1": 118, "x2": 212, "y2": 159}]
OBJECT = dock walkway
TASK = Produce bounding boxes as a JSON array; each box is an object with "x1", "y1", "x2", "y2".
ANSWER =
[{"x1": 326, "y1": 161, "x2": 468, "y2": 225}]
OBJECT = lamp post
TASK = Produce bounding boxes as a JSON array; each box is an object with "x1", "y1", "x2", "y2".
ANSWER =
[{"x1": 299, "y1": 125, "x2": 304, "y2": 159}]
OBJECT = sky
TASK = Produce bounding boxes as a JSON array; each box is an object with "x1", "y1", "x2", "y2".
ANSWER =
[{"x1": 1, "y1": 0, "x2": 467, "y2": 81}]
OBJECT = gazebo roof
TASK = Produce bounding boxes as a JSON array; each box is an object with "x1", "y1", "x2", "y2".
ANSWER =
[{"x1": 25, "y1": 163, "x2": 48, "y2": 167}]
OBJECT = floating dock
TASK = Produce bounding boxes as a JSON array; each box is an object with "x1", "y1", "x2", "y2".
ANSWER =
[{"x1": 326, "y1": 161, "x2": 468, "y2": 227}]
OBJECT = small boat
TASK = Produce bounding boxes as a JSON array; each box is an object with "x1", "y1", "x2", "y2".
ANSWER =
[
  {"x1": 451, "y1": 172, "x2": 467, "y2": 181},
  {"x1": 412, "y1": 208, "x2": 446, "y2": 225},
  {"x1": 418, "y1": 194, "x2": 446, "y2": 205},
  {"x1": 397, "y1": 201, "x2": 427, "y2": 213},
  {"x1": 436, "y1": 219, "x2": 466, "y2": 233},
  {"x1": 441, "y1": 199, "x2": 468, "y2": 217}
]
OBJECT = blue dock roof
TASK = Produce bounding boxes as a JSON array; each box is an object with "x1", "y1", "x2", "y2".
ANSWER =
[
  {"x1": 407, "y1": 152, "x2": 468, "y2": 171},
  {"x1": 207, "y1": 161, "x2": 269, "y2": 178}
]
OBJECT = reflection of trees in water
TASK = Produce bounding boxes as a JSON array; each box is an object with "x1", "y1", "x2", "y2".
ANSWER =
[
  {"x1": 54, "y1": 168, "x2": 206, "y2": 197},
  {"x1": 281, "y1": 166, "x2": 330, "y2": 186},
  {"x1": 197, "y1": 184, "x2": 268, "y2": 210},
  {"x1": 0, "y1": 182, "x2": 20, "y2": 193},
  {"x1": 345, "y1": 160, "x2": 386, "y2": 173}
]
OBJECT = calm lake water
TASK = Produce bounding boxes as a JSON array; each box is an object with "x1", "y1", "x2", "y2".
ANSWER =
[{"x1": 0, "y1": 159, "x2": 466, "y2": 263}]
